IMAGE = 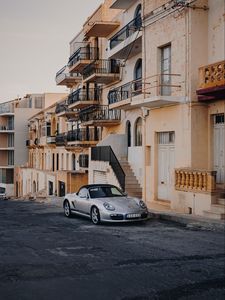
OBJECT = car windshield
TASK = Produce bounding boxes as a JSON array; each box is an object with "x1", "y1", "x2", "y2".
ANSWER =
[
  {"x1": 0, "y1": 187, "x2": 5, "y2": 194},
  {"x1": 88, "y1": 186, "x2": 124, "y2": 199}
]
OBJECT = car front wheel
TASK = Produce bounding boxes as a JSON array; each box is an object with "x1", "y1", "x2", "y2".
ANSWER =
[
  {"x1": 64, "y1": 200, "x2": 72, "y2": 218},
  {"x1": 91, "y1": 206, "x2": 100, "y2": 225}
]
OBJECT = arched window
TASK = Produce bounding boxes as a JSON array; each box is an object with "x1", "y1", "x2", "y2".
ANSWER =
[
  {"x1": 126, "y1": 121, "x2": 131, "y2": 147},
  {"x1": 133, "y1": 58, "x2": 142, "y2": 94},
  {"x1": 134, "y1": 4, "x2": 142, "y2": 29},
  {"x1": 135, "y1": 117, "x2": 142, "y2": 146}
]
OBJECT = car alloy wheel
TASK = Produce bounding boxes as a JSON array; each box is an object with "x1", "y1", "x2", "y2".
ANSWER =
[
  {"x1": 91, "y1": 206, "x2": 100, "y2": 225},
  {"x1": 64, "y1": 200, "x2": 71, "y2": 218}
]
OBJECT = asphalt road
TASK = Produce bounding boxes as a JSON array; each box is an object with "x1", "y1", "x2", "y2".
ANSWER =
[{"x1": 0, "y1": 199, "x2": 224, "y2": 300}]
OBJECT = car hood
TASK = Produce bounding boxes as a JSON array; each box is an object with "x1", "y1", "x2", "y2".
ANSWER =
[{"x1": 96, "y1": 196, "x2": 141, "y2": 211}]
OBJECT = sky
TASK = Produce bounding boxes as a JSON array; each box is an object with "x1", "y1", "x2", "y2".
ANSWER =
[{"x1": 0, "y1": 0, "x2": 103, "y2": 103}]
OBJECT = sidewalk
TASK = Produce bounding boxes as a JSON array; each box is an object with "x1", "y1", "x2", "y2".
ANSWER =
[
  {"x1": 33, "y1": 196, "x2": 225, "y2": 232},
  {"x1": 148, "y1": 201, "x2": 225, "y2": 232}
]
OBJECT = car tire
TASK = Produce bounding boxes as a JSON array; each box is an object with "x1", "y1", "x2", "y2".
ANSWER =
[
  {"x1": 64, "y1": 200, "x2": 72, "y2": 218},
  {"x1": 91, "y1": 206, "x2": 101, "y2": 225}
]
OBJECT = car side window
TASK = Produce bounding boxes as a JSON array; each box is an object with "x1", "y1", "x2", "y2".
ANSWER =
[{"x1": 78, "y1": 188, "x2": 88, "y2": 199}]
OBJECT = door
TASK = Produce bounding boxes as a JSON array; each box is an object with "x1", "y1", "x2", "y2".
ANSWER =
[
  {"x1": 161, "y1": 45, "x2": 171, "y2": 96},
  {"x1": 213, "y1": 114, "x2": 225, "y2": 184},
  {"x1": 158, "y1": 132, "x2": 175, "y2": 201},
  {"x1": 59, "y1": 181, "x2": 65, "y2": 197}
]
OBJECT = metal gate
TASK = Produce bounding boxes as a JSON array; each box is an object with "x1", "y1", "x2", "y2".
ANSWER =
[{"x1": 93, "y1": 170, "x2": 107, "y2": 184}]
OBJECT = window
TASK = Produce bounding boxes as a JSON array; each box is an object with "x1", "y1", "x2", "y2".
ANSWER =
[
  {"x1": 134, "y1": 4, "x2": 142, "y2": 29},
  {"x1": 135, "y1": 117, "x2": 142, "y2": 146},
  {"x1": 72, "y1": 154, "x2": 76, "y2": 170},
  {"x1": 158, "y1": 132, "x2": 175, "y2": 144},
  {"x1": 134, "y1": 59, "x2": 142, "y2": 94},
  {"x1": 160, "y1": 44, "x2": 171, "y2": 95},
  {"x1": 8, "y1": 134, "x2": 14, "y2": 147},
  {"x1": 78, "y1": 188, "x2": 88, "y2": 198},
  {"x1": 126, "y1": 121, "x2": 131, "y2": 147},
  {"x1": 8, "y1": 151, "x2": 14, "y2": 165}
]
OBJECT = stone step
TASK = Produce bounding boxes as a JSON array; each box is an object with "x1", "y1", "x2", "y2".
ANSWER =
[
  {"x1": 211, "y1": 204, "x2": 225, "y2": 214},
  {"x1": 203, "y1": 210, "x2": 225, "y2": 220},
  {"x1": 217, "y1": 198, "x2": 225, "y2": 206}
]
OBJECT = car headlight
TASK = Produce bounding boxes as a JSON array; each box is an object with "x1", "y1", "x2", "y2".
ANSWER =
[
  {"x1": 103, "y1": 202, "x2": 115, "y2": 211},
  {"x1": 139, "y1": 200, "x2": 147, "y2": 209}
]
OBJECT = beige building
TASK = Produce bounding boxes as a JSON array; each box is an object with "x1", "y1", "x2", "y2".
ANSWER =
[
  {"x1": 17, "y1": 0, "x2": 225, "y2": 219},
  {"x1": 0, "y1": 93, "x2": 67, "y2": 197}
]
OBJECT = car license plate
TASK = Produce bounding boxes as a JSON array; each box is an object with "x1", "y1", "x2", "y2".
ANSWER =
[{"x1": 126, "y1": 213, "x2": 141, "y2": 219}]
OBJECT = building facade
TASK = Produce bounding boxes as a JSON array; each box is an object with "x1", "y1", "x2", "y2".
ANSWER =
[{"x1": 16, "y1": 0, "x2": 225, "y2": 219}]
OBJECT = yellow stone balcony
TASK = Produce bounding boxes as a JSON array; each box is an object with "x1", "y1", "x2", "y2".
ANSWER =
[
  {"x1": 83, "y1": 4, "x2": 119, "y2": 37},
  {"x1": 197, "y1": 60, "x2": 225, "y2": 101},
  {"x1": 175, "y1": 168, "x2": 217, "y2": 193}
]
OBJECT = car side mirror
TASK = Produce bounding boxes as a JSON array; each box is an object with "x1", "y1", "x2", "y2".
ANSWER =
[{"x1": 123, "y1": 192, "x2": 128, "y2": 197}]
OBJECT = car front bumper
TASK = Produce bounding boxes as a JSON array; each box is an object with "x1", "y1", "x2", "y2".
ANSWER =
[{"x1": 99, "y1": 210, "x2": 149, "y2": 223}]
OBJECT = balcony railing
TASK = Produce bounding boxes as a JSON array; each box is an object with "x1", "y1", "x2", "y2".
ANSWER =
[
  {"x1": 79, "y1": 105, "x2": 121, "y2": 123},
  {"x1": 68, "y1": 47, "x2": 99, "y2": 68},
  {"x1": 175, "y1": 168, "x2": 217, "y2": 193},
  {"x1": 110, "y1": 16, "x2": 142, "y2": 50},
  {"x1": 67, "y1": 128, "x2": 101, "y2": 143},
  {"x1": 91, "y1": 146, "x2": 125, "y2": 191},
  {"x1": 198, "y1": 60, "x2": 225, "y2": 89},
  {"x1": 55, "y1": 134, "x2": 66, "y2": 146},
  {"x1": 46, "y1": 136, "x2": 56, "y2": 144},
  {"x1": 82, "y1": 59, "x2": 120, "y2": 83},
  {"x1": 55, "y1": 101, "x2": 69, "y2": 114},
  {"x1": 108, "y1": 79, "x2": 142, "y2": 104},
  {"x1": 55, "y1": 65, "x2": 81, "y2": 86},
  {"x1": 0, "y1": 125, "x2": 14, "y2": 131},
  {"x1": 68, "y1": 88, "x2": 102, "y2": 106}
]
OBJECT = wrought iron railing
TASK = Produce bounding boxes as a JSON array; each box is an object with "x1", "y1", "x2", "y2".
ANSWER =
[
  {"x1": 82, "y1": 59, "x2": 120, "y2": 80},
  {"x1": 67, "y1": 128, "x2": 101, "y2": 142},
  {"x1": 55, "y1": 134, "x2": 66, "y2": 146},
  {"x1": 55, "y1": 101, "x2": 69, "y2": 114},
  {"x1": 68, "y1": 88, "x2": 102, "y2": 106},
  {"x1": 110, "y1": 16, "x2": 142, "y2": 49},
  {"x1": 0, "y1": 125, "x2": 14, "y2": 131},
  {"x1": 79, "y1": 105, "x2": 121, "y2": 123},
  {"x1": 91, "y1": 146, "x2": 125, "y2": 191},
  {"x1": 55, "y1": 65, "x2": 81, "y2": 84},
  {"x1": 108, "y1": 79, "x2": 142, "y2": 104},
  {"x1": 68, "y1": 47, "x2": 99, "y2": 67}
]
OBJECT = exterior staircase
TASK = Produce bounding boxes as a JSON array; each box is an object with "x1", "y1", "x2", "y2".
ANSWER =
[
  {"x1": 120, "y1": 160, "x2": 142, "y2": 199},
  {"x1": 203, "y1": 190, "x2": 225, "y2": 220}
]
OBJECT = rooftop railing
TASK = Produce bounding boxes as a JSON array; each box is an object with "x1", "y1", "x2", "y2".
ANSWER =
[{"x1": 109, "y1": 16, "x2": 142, "y2": 49}]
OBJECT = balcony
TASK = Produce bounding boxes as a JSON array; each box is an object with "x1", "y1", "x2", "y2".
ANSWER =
[
  {"x1": 0, "y1": 103, "x2": 14, "y2": 115},
  {"x1": 0, "y1": 125, "x2": 14, "y2": 132},
  {"x1": 79, "y1": 105, "x2": 121, "y2": 127},
  {"x1": 109, "y1": 16, "x2": 142, "y2": 59},
  {"x1": 68, "y1": 47, "x2": 99, "y2": 73},
  {"x1": 26, "y1": 140, "x2": 35, "y2": 147},
  {"x1": 55, "y1": 101, "x2": 77, "y2": 119},
  {"x1": 55, "y1": 65, "x2": 81, "y2": 87},
  {"x1": 175, "y1": 168, "x2": 216, "y2": 193},
  {"x1": 83, "y1": 4, "x2": 119, "y2": 37},
  {"x1": 197, "y1": 60, "x2": 225, "y2": 101},
  {"x1": 46, "y1": 136, "x2": 56, "y2": 145},
  {"x1": 129, "y1": 74, "x2": 185, "y2": 109},
  {"x1": 110, "y1": 0, "x2": 136, "y2": 9},
  {"x1": 67, "y1": 128, "x2": 101, "y2": 147},
  {"x1": 55, "y1": 134, "x2": 66, "y2": 146},
  {"x1": 83, "y1": 59, "x2": 120, "y2": 84},
  {"x1": 108, "y1": 79, "x2": 142, "y2": 109},
  {"x1": 68, "y1": 88, "x2": 101, "y2": 109}
]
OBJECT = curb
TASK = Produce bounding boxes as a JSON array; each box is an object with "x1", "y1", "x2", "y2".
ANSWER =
[{"x1": 149, "y1": 210, "x2": 225, "y2": 232}]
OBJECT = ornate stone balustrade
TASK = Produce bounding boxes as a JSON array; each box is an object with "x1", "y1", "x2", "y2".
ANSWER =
[
  {"x1": 175, "y1": 168, "x2": 216, "y2": 193},
  {"x1": 199, "y1": 60, "x2": 225, "y2": 89}
]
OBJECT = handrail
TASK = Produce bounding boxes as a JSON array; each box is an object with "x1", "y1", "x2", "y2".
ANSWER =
[
  {"x1": 110, "y1": 16, "x2": 142, "y2": 49},
  {"x1": 68, "y1": 47, "x2": 99, "y2": 66},
  {"x1": 68, "y1": 87, "x2": 102, "y2": 105},
  {"x1": 91, "y1": 146, "x2": 125, "y2": 191},
  {"x1": 82, "y1": 59, "x2": 120, "y2": 80},
  {"x1": 67, "y1": 128, "x2": 101, "y2": 142},
  {"x1": 79, "y1": 105, "x2": 121, "y2": 122}
]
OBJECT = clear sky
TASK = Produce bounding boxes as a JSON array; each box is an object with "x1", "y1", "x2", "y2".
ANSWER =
[{"x1": 0, "y1": 0, "x2": 103, "y2": 103}]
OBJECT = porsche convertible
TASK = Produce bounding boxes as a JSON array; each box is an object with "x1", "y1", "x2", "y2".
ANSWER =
[{"x1": 63, "y1": 184, "x2": 148, "y2": 224}]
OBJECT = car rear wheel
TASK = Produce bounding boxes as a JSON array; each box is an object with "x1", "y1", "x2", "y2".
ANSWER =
[
  {"x1": 91, "y1": 206, "x2": 100, "y2": 225},
  {"x1": 64, "y1": 200, "x2": 72, "y2": 218}
]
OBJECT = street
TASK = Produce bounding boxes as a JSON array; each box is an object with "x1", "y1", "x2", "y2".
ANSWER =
[{"x1": 0, "y1": 199, "x2": 224, "y2": 300}]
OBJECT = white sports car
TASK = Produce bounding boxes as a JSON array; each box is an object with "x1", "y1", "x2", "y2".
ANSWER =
[{"x1": 63, "y1": 184, "x2": 148, "y2": 224}]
